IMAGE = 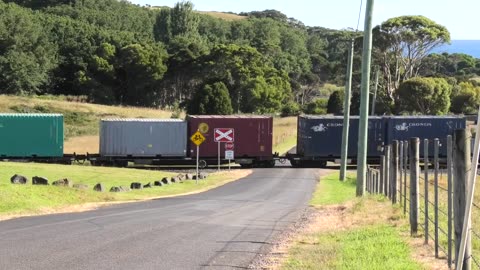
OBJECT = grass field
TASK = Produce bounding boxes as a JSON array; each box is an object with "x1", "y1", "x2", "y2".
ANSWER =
[
  {"x1": 280, "y1": 173, "x2": 425, "y2": 270},
  {"x1": 0, "y1": 161, "x2": 251, "y2": 218},
  {"x1": 272, "y1": 117, "x2": 297, "y2": 155},
  {"x1": 198, "y1": 11, "x2": 247, "y2": 21}
]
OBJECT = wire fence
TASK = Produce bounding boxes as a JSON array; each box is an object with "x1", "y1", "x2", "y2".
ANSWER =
[{"x1": 367, "y1": 133, "x2": 480, "y2": 269}]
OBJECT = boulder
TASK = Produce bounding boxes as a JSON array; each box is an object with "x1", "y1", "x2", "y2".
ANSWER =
[
  {"x1": 185, "y1": 173, "x2": 194, "y2": 180},
  {"x1": 177, "y1": 174, "x2": 186, "y2": 181},
  {"x1": 119, "y1": 186, "x2": 131, "y2": 192},
  {"x1": 52, "y1": 178, "x2": 72, "y2": 187},
  {"x1": 110, "y1": 186, "x2": 121, "y2": 192},
  {"x1": 73, "y1": 184, "x2": 89, "y2": 190},
  {"x1": 161, "y1": 177, "x2": 170, "y2": 185},
  {"x1": 10, "y1": 174, "x2": 27, "y2": 184},
  {"x1": 32, "y1": 176, "x2": 49, "y2": 185},
  {"x1": 154, "y1": 181, "x2": 163, "y2": 187},
  {"x1": 130, "y1": 182, "x2": 143, "y2": 190},
  {"x1": 200, "y1": 173, "x2": 208, "y2": 179},
  {"x1": 93, "y1": 183, "x2": 105, "y2": 192},
  {"x1": 143, "y1": 182, "x2": 152, "y2": 188},
  {"x1": 170, "y1": 177, "x2": 179, "y2": 183}
]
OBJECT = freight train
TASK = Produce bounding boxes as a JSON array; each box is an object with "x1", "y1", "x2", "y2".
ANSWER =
[{"x1": 0, "y1": 113, "x2": 467, "y2": 168}]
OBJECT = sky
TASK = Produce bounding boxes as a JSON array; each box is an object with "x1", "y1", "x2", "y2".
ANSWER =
[{"x1": 128, "y1": 0, "x2": 479, "y2": 40}]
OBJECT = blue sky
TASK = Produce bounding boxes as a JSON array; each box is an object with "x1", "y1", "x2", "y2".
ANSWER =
[{"x1": 128, "y1": 0, "x2": 479, "y2": 40}]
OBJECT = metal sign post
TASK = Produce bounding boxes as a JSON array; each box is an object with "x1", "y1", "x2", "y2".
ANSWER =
[
  {"x1": 218, "y1": 141, "x2": 220, "y2": 171},
  {"x1": 225, "y1": 142, "x2": 234, "y2": 172},
  {"x1": 190, "y1": 130, "x2": 206, "y2": 184},
  {"x1": 196, "y1": 145, "x2": 199, "y2": 184}
]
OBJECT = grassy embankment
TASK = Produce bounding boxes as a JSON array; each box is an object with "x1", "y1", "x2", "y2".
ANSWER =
[
  {"x1": 281, "y1": 173, "x2": 425, "y2": 270},
  {"x1": 0, "y1": 161, "x2": 251, "y2": 218}
]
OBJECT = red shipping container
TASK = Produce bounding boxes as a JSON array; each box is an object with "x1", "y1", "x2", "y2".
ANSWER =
[{"x1": 187, "y1": 115, "x2": 273, "y2": 160}]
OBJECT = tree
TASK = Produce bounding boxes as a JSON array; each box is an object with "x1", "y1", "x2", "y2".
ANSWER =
[
  {"x1": 450, "y1": 82, "x2": 480, "y2": 114},
  {"x1": 373, "y1": 16, "x2": 450, "y2": 102},
  {"x1": 396, "y1": 77, "x2": 452, "y2": 115},
  {"x1": 187, "y1": 82, "x2": 233, "y2": 115},
  {"x1": 327, "y1": 90, "x2": 344, "y2": 114},
  {"x1": 0, "y1": 3, "x2": 57, "y2": 95}
]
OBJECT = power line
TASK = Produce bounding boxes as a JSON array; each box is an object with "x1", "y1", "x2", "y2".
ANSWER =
[{"x1": 356, "y1": 0, "x2": 364, "y2": 32}]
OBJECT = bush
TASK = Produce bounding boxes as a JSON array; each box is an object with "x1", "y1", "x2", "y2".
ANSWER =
[{"x1": 280, "y1": 102, "x2": 301, "y2": 117}]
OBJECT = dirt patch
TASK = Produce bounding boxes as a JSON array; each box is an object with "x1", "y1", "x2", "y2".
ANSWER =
[
  {"x1": 251, "y1": 197, "x2": 448, "y2": 270},
  {"x1": 0, "y1": 169, "x2": 252, "y2": 222}
]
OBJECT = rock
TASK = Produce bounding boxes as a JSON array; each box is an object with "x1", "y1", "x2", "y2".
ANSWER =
[
  {"x1": 143, "y1": 182, "x2": 152, "y2": 188},
  {"x1": 177, "y1": 174, "x2": 186, "y2": 181},
  {"x1": 52, "y1": 178, "x2": 71, "y2": 187},
  {"x1": 32, "y1": 176, "x2": 49, "y2": 185},
  {"x1": 93, "y1": 183, "x2": 105, "y2": 192},
  {"x1": 130, "y1": 182, "x2": 143, "y2": 190},
  {"x1": 185, "y1": 173, "x2": 194, "y2": 180},
  {"x1": 200, "y1": 173, "x2": 208, "y2": 179},
  {"x1": 110, "y1": 186, "x2": 121, "y2": 192},
  {"x1": 154, "y1": 181, "x2": 163, "y2": 187},
  {"x1": 119, "y1": 186, "x2": 131, "y2": 192},
  {"x1": 161, "y1": 177, "x2": 170, "y2": 185},
  {"x1": 10, "y1": 174, "x2": 27, "y2": 184},
  {"x1": 73, "y1": 184, "x2": 89, "y2": 190},
  {"x1": 170, "y1": 177, "x2": 180, "y2": 183}
]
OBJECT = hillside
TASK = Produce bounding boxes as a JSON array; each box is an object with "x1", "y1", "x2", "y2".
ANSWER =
[
  {"x1": 198, "y1": 11, "x2": 247, "y2": 21},
  {"x1": 0, "y1": 95, "x2": 176, "y2": 153}
]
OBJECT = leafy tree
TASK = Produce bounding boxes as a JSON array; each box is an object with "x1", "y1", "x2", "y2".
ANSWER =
[
  {"x1": 304, "y1": 98, "x2": 328, "y2": 114},
  {"x1": 170, "y1": 1, "x2": 199, "y2": 38},
  {"x1": 327, "y1": 90, "x2": 344, "y2": 114},
  {"x1": 0, "y1": 2, "x2": 57, "y2": 95},
  {"x1": 187, "y1": 81, "x2": 233, "y2": 115},
  {"x1": 450, "y1": 82, "x2": 480, "y2": 114},
  {"x1": 373, "y1": 16, "x2": 450, "y2": 102},
  {"x1": 396, "y1": 77, "x2": 452, "y2": 115}
]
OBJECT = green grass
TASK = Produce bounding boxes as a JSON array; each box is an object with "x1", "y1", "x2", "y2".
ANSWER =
[
  {"x1": 283, "y1": 225, "x2": 423, "y2": 270},
  {"x1": 280, "y1": 173, "x2": 424, "y2": 270},
  {"x1": 0, "y1": 162, "x2": 247, "y2": 216},
  {"x1": 310, "y1": 172, "x2": 357, "y2": 206},
  {"x1": 273, "y1": 135, "x2": 296, "y2": 156}
]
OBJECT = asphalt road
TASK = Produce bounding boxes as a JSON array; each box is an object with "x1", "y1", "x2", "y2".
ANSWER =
[{"x1": 0, "y1": 167, "x2": 320, "y2": 270}]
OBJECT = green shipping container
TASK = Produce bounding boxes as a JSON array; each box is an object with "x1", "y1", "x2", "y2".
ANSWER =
[{"x1": 0, "y1": 113, "x2": 64, "y2": 157}]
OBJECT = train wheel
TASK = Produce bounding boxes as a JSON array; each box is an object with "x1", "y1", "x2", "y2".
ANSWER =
[{"x1": 199, "y1": 160, "x2": 208, "y2": 169}]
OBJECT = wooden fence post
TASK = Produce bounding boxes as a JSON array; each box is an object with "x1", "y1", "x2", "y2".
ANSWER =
[
  {"x1": 392, "y1": 140, "x2": 399, "y2": 204},
  {"x1": 447, "y1": 135, "x2": 453, "y2": 268},
  {"x1": 385, "y1": 145, "x2": 391, "y2": 197},
  {"x1": 434, "y1": 138, "x2": 440, "y2": 258},
  {"x1": 424, "y1": 138, "x2": 429, "y2": 245},
  {"x1": 409, "y1": 137, "x2": 420, "y2": 236},
  {"x1": 380, "y1": 155, "x2": 385, "y2": 195},
  {"x1": 404, "y1": 140, "x2": 409, "y2": 215},
  {"x1": 453, "y1": 129, "x2": 471, "y2": 270}
]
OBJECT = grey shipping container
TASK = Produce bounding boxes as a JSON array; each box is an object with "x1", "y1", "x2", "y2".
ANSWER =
[
  {"x1": 100, "y1": 119, "x2": 187, "y2": 157},
  {"x1": 385, "y1": 116, "x2": 466, "y2": 157},
  {"x1": 297, "y1": 115, "x2": 384, "y2": 158}
]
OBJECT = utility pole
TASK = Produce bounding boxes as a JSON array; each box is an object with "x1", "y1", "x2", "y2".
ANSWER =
[
  {"x1": 356, "y1": 0, "x2": 374, "y2": 196},
  {"x1": 340, "y1": 39, "x2": 354, "y2": 181},
  {"x1": 371, "y1": 68, "x2": 379, "y2": 116}
]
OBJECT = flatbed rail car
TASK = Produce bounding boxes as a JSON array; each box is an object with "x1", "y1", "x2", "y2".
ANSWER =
[{"x1": 288, "y1": 115, "x2": 466, "y2": 168}]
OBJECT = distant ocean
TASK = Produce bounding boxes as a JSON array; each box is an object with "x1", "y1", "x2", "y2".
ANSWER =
[{"x1": 430, "y1": 40, "x2": 480, "y2": 58}]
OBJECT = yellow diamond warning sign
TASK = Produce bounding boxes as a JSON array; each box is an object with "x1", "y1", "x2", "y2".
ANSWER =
[{"x1": 190, "y1": 131, "x2": 206, "y2": 146}]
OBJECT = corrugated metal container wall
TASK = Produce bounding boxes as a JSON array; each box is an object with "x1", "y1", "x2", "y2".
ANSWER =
[
  {"x1": 100, "y1": 119, "x2": 187, "y2": 157},
  {"x1": 187, "y1": 116, "x2": 273, "y2": 159},
  {"x1": 0, "y1": 113, "x2": 63, "y2": 157},
  {"x1": 297, "y1": 115, "x2": 384, "y2": 158},
  {"x1": 386, "y1": 116, "x2": 466, "y2": 157}
]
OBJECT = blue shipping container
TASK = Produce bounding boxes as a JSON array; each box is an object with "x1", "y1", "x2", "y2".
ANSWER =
[
  {"x1": 385, "y1": 116, "x2": 466, "y2": 157},
  {"x1": 297, "y1": 115, "x2": 384, "y2": 158}
]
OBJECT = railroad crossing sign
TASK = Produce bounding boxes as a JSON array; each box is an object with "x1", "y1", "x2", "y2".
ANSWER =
[
  {"x1": 225, "y1": 142, "x2": 234, "y2": 150},
  {"x1": 190, "y1": 130, "x2": 206, "y2": 146},
  {"x1": 214, "y1": 128, "x2": 234, "y2": 142}
]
